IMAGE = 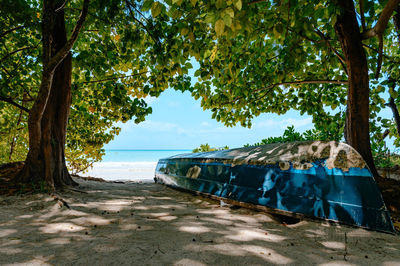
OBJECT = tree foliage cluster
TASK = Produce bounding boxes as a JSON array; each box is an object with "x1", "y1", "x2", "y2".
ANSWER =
[
  {"x1": 244, "y1": 125, "x2": 339, "y2": 147},
  {"x1": 2, "y1": 0, "x2": 400, "y2": 188},
  {"x1": 0, "y1": 0, "x2": 193, "y2": 176},
  {"x1": 151, "y1": 0, "x2": 400, "y2": 175},
  {"x1": 192, "y1": 143, "x2": 229, "y2": 153}
]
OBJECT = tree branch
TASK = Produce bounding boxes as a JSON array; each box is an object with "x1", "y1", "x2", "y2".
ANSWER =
[
  {"x1": 1, "y1": 65, "x2": 11, "y2": 76},
  {"x1": 362, "y1": 0, "x2": 400, "y2": 39},
  {"x1": 360, "y1": 0, "x2": 366, "y2": 32},
  {"x1": 0, "y1": 96, "x2": 29, "y2": 112},
  {"x1": 375, "y1": 34, "x2": 383, "y2": 79},
  {"x1": 0, "y1": 46, "x2": 38, "y2": 64},
  {"x1": 249, "y1": 0, "x2": 267, "y2": 5},
  {"x1": 314, "y1": 28, "x2": 348, "y2": 74},
  {"x1": 393, "y1": 5, "x2": 400, "y2": 43},
  {"x1": 81, "y1": 72, "x2": 148, "y2": 84},
  {"x1": 55, "y1": 0, "x2": 69, "y2": 12},
  {"x1": 362, "y1": 43, "x2": 390, "y2": 59},
  {"x1": 223, "y1": 79, "x2": 348, "y2": 105},
  {"x1": 125, "y1": 0, "x2": 160, "y2": 46},
  {"x1": 256, "y1": 79, "x2": 348, "y2": 92},
  {"x1": 0, "y1": 25, "x2": 24, "y2": 39}
]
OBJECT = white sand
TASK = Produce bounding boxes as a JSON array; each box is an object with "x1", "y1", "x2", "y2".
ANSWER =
[
  {"x1": 0, "y1": 178, "x2": 399, "y2": 265},
  {"x1": 81, "y1": 162, "x2": 157, "y2": 182}
]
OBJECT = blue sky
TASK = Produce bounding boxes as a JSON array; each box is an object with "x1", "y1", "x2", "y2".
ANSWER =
[
  {"x1": 104, "y1": 56, "x2": 396, "y2": 151},
  {"x1": 104, "y1": 87, "x2": 397, "y2": 151},
  {"x1": 105, "y1": 89, "x2": 315, "y2": 150}
]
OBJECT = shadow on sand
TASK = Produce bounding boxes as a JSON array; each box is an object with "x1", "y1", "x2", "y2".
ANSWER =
[{"x1": 0, "y1": 178, "x2": 399, "y2": 265}]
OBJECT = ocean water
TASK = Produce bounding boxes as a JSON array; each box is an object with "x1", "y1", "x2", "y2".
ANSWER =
[{"x1": 82, "y1": 149, "x2": 191, "y2": 182}]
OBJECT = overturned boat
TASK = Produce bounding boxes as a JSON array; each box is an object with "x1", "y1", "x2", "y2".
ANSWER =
[{"x1": 154, "y1": 141, "x2": 395, "y2": 233}]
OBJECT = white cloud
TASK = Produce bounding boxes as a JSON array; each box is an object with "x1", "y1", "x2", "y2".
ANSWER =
[
  {"x1": 200, "y1": 121, "x2": 210, "y2": 127},
  {"x1": 137, "y1": 120, "x2": 186, "y2": 133}
]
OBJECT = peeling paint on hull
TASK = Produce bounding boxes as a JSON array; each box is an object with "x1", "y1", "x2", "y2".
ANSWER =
[{"x1": 154, "y1": 141, "x2": 395, "y2": 233}]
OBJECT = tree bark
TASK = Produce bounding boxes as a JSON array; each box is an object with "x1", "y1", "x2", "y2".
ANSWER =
[
  {"x1": 387, "y1": 6, "x2": 400, "y2": 136},
  {"x1": 394, "y1": 5, "x2": 400, "y2": 43},
  {"x1": 15, "y1": 3, "x2": 77, "y2": 189},
  {"x1": 387, "y1": 94, "x2": 400, "y2": 137},
  {"x1": 334, "y1": 0, "x2": 379, "y2": 177}
]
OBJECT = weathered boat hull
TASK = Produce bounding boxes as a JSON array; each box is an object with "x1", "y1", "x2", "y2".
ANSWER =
[{"x1": 154, "y1": 141, "x2": 395, "y2": 233}]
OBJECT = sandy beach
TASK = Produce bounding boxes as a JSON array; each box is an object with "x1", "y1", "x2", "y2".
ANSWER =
[
  {"x1": 81, "y1": 162, "x2": 158, "y2": 182},
  {"x1": 1, "y1": 176, "x2": 399, "y2": 265}
]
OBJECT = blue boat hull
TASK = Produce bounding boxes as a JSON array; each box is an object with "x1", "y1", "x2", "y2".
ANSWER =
[{"x1": 154, "y1": 143, "x2": 395, "y2": 233}]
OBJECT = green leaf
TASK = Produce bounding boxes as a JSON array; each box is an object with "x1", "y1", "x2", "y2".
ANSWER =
[
  {"x1": 234, "y1": 0, "x2": 242, "y2": 11},
  {"x1": 142, "y1": 0, "x2": 153, "y2": 12},
  {"x1": 215, "y1": 19, "x2": 225, "y2": 36},
  {"x1": 225, "y1": 7, "x2": 235, "y2": 18},
  {"x1": 172, "y1": 0, "x2": 182, "y2": 4},
  {"x1": 151, "y1": 2, "x2": 162, "y2": 18},
  {"x1": 389, "y1": 87, "x2": 399, "y2": 98},
  {"x1": 223, "y1": 14, "x2": 232, "y2": 27},
  {"x1": 181, "y1": 27, "x2": 189, "y2": 36},
  {"x1": 216, "y1": 0, "x2": 225, "y2": 9}
]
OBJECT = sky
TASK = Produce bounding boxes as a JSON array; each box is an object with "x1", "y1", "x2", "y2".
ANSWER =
[
  {"x1": 103, "y1": 86, "x2": 398, "y2": 151},
  {"x1": 104, "y1": 89, "x2": 315, "y2": 150},
  {"x1": 104, "y1": 57, "x2": 396, "y2": 151}
]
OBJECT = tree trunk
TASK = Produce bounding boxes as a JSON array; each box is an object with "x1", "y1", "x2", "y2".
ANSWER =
[
  {"x1": 394, "y1": 5, "x2": 400, "y2": 43},
  {"x1": 388, "y1": 6, "x2": 400, "y2": 136},
  {"x1": 16, "y1": 6, "x2": 77, "y2": 189},
  {"x1": 387, "y1": 95, "x2": 400, "y2": 137},
  {"x1": 334, "y1": 0, "x2": 379, "y2": 177}
]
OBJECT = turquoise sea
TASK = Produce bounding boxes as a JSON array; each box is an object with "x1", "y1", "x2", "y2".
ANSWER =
[{"x1": 101, "y1": 149, "x2": 192, "y2": 162}]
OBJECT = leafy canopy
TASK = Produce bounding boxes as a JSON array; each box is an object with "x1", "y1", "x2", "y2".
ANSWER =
[
  {"x1": 140, "y1": 0, "x2": 400, "y2": 146},
  {"x1": 0, "y1": 0, "x2": 192, "y2": 171}
]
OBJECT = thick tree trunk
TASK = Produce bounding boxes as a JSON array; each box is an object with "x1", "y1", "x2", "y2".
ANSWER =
[
  {"x1": 16, "y1": 7, "x2": 76, "y2": 189},
  {"x1": 388, "y1": 6, "x2": 400, "y2": 136},
  {"x1": 387, "y1": 96, "x2": 400, "y2": 136},
  {"x1": 334, "y1": 0, "x2": 379, "y2": 177},
  {"x1": 394, "y1": 5, "x2": 400, "y2": 43}
]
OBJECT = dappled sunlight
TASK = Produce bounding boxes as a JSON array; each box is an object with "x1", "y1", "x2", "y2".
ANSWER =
[
  {"x1": 69, "y1": 216, "x2": 111, "y2": 226},
  {"x1": 0, "y1": 246, "x2": 24, "y2": 255},
  {"x1": 320, "y1": 241, "x2": 345, "y2": 250},
  {"x1": 119, "y1": 223, "x2": 140, "y2": 230},
  {"x1": 347, "y1": 228, "x2": 373, "y2": 237},
  {"x1": 224, "y1": 228, "x2": 286, "y2": 242},
  {"x1": 40, "y1": 222, "x2": 86, "y2": 234},
  {"x1": 140, "y1": 211, "x2": 178, "y2": 222},
  {"x1": 199, "y1": 216, "x2": 234, "y2": 226},
  {"x1": 174, "y1": 258, "x2": 206, "y2": 266},
  {"x1": 133, "y1": 205, "x2": 149, "y2": 210},
  {"x1": 179, "y1": 225, "x2": 210, "y2": 234},
  {"x1": 318, "y1": 262, "x2": 358, "y2": 266},
  {"x1": 383, "y1": 262, "x2": 400, "y2": 266},
  {"x1": 38, "y1": 203, "x2": 67, "y2": 219},
  {"x1": 0, "y1": 179, "x2": 399, "y2": 265},
  {"x1": 17, "y1": 256, "x2": 54, "y2": 266},
  {"x1": 16, "y1": 214, "x2": 34, "y2": 219},
  {"x1": 305, "y1": 228, "x2": 327, "y2": 236},
  {"x1": 240, "y1": 244, "x2": 294, "y2": 264},
  {"x1": 285, "y1": 220, "x2": 309, "y2": 228},
  {"x1": 0, "y1": 228, "x2": 16, "y2": 237},
  {"x1": 45, "y1": 237, "x2": 72, "y2": 245}
]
